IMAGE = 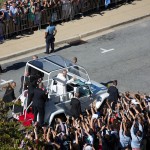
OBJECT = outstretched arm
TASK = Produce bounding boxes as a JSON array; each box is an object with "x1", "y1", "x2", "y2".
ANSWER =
[
  {"x1": 46, "y1": 127, "x2": 51, "y2": 142},
  {"x1": 130, "y1": 120, "x2": 136, "y2": 138},
  {"x1": 146, "y1": 113, "x2": 150, "y2": 124}
]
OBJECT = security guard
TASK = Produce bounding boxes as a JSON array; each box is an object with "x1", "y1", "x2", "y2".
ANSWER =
[
  {"x1": 0, "y1": 65, "x2": 2, "y2": 73},
  {"x1": 32, "y1": 82, "x2": 48, "y2": 127},
  {"x1": 45, "y1": 21, "x2": 57, "y2": 54}
]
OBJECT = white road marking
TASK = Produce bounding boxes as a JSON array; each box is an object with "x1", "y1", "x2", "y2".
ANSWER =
[{"x1": 100, "y1": 48, "x2": 115, "y2": 53}]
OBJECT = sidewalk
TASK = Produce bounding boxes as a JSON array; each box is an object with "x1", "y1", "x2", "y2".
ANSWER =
[{"x1": 0, "y1": 0, "x2": 150, "y2": 64}]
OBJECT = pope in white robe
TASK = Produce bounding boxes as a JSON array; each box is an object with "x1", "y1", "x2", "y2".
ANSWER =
[{"x1": 56, "y1": 69, "x2": 75, "y2": 101}]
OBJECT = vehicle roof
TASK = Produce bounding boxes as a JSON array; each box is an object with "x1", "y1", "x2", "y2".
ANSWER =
[
  {"x1": 27, "y1": 54, "x2": 90, "y2": 81},
  {"x1": 27, "y1": 55, "x2": 74, "y2": 73}
]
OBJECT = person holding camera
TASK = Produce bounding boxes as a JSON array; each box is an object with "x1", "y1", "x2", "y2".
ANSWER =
[{"x1": 45, "y1": 20, "x2": 57, "y2": 54}]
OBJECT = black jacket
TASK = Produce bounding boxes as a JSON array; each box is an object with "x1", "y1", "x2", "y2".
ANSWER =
[
  {"x1": 32, "y1": 88, "x2": 48, "y2": 107},
  {"x1": 107, "y1": 86, "x2": 120, "y2": 102},
  {"x1": 28, "y1": 60, "x2": 44, "y2": 79},
  {"x1": 0, "y1": 65, "x2": 2, "y2": 73},
  {"x1": 70, "y1": 97, "x2": 81, "y2": 118},
  {"x1": 3, "y1": 86, "x2": 16, "y2": 103}
]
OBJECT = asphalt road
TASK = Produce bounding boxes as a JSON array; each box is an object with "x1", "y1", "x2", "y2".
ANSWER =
[{"x1": 1, "y1": 18, "x2": 150, "y2": 98}]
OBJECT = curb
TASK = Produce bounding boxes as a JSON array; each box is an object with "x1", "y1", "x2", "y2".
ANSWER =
[{"x1": 0, "y1": 14, "x2": 150, "y2": 63}]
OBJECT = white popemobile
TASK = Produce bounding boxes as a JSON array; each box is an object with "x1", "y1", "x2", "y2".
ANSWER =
[{"x1": 13, "y1": 55, "x2": 109, "y2": 125}]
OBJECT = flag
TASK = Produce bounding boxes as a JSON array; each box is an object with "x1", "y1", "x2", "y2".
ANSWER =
[{"x1": 105, "y1": 0, "x2": 111, "y2": 7}]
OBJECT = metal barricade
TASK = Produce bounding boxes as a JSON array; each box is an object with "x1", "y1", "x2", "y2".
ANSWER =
[
  {"x1": 20, "y1": 14, "x2": 28, "y2": 32},
  {"x1": 82, "y1": 0, "x2": 90, "y2": 13},
  {"x1": 2, "y1": 0, "x2": 129, "y2": 39},
  {"x1": 48, "y1": 5, "x2": 62, "y2": 23},
  {"x1": 41, "y1": 9, "x2": 48, "y2": 25},
  {"x1": 0, "y1": 21, "x2": 4, "y2": 41}
]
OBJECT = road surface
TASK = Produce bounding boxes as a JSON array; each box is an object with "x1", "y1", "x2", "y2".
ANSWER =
[{"x1": 1, "y1": 18, "x2": 150, "y2": 98}]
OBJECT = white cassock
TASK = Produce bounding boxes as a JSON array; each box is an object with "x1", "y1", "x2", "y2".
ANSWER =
[{"x1": 56, "y1": 73, "x2": 74, "y2": 101}]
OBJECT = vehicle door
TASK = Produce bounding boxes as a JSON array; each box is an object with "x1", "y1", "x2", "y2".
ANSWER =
[
  {"x1": 52, "y1": 79, "x2": 74, "y2": 115},
  {"x1": 78, "y1": 85, "x2": 94, "y2": 111}
]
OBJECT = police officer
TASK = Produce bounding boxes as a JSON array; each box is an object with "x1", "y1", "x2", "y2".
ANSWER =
[{"x1": 45, "y1": 21, "x2": 57, "y2": 54}]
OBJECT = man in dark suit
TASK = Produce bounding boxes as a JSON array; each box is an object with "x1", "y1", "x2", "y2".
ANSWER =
[
  {"x1": 70, "y1": 92, "x2": 82, "y2": 118},
  {"x1": 107, "y1": 80, "x2": 120, "y2": 110},
  {"x1": 32, "y1": 82, "x2": 48, "y2": 127},
  {"x1": 26, "y1": 55, "x2": 44, "y2": 111},
  {"x1": 28, "y1": 55, "x2": 44, "y2": 80},
  {"x1": 27, "y1": 79, "x2": 38, "y2": 112}
]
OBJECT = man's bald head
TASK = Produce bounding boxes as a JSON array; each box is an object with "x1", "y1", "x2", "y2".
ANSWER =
[
  {"x1": 62, "y1": 69, "x2": 67, "y2": 77},
  {"x1": 75, "y1": 92, "x2": 80, "y2": 98}
]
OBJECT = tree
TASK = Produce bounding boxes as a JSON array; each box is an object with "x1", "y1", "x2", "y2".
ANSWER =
[{"x1": 0, "y1": 98, "x2": 28, "y2": 150}]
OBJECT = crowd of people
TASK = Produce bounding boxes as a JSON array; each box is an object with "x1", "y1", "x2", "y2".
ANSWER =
[
  {"x1": 0, "y1": 0, "x2": 63, "y2": 41},
  {"x1": 17, "y1": 89, "x2": 150, "y2": 150},
  {"x1": 0, "y1": 0, "x2": 97, "y2": 43},
  {"x1": 0, "y1": 0, "x2": 132, "y2": 43},
  {"x1": 0, "y1": 54, "x2": 149, "y2": 150},
  {"x1": 1, "y1": 72, "x2": 150, "y2": 150}
]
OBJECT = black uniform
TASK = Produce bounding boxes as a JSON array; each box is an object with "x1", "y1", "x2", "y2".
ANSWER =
[
  {"x1": 107, "y1": 85, "x2": 120, "y2": 110},
  {"x1": 107, "y1": 85, "x2": 120, "y2": 103},
  {"x1": 70, "y1": 97, "x2": 82, "y2": 118},
  {"x1": 32, "y1": 87, "x2": 48, "y2": 126},
  {"x1": 27, "y1": 79, "x2": 38, "y2": 112},
  {"x1": 45, "y1": 25, "x2": 56, "y2": 53}
]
